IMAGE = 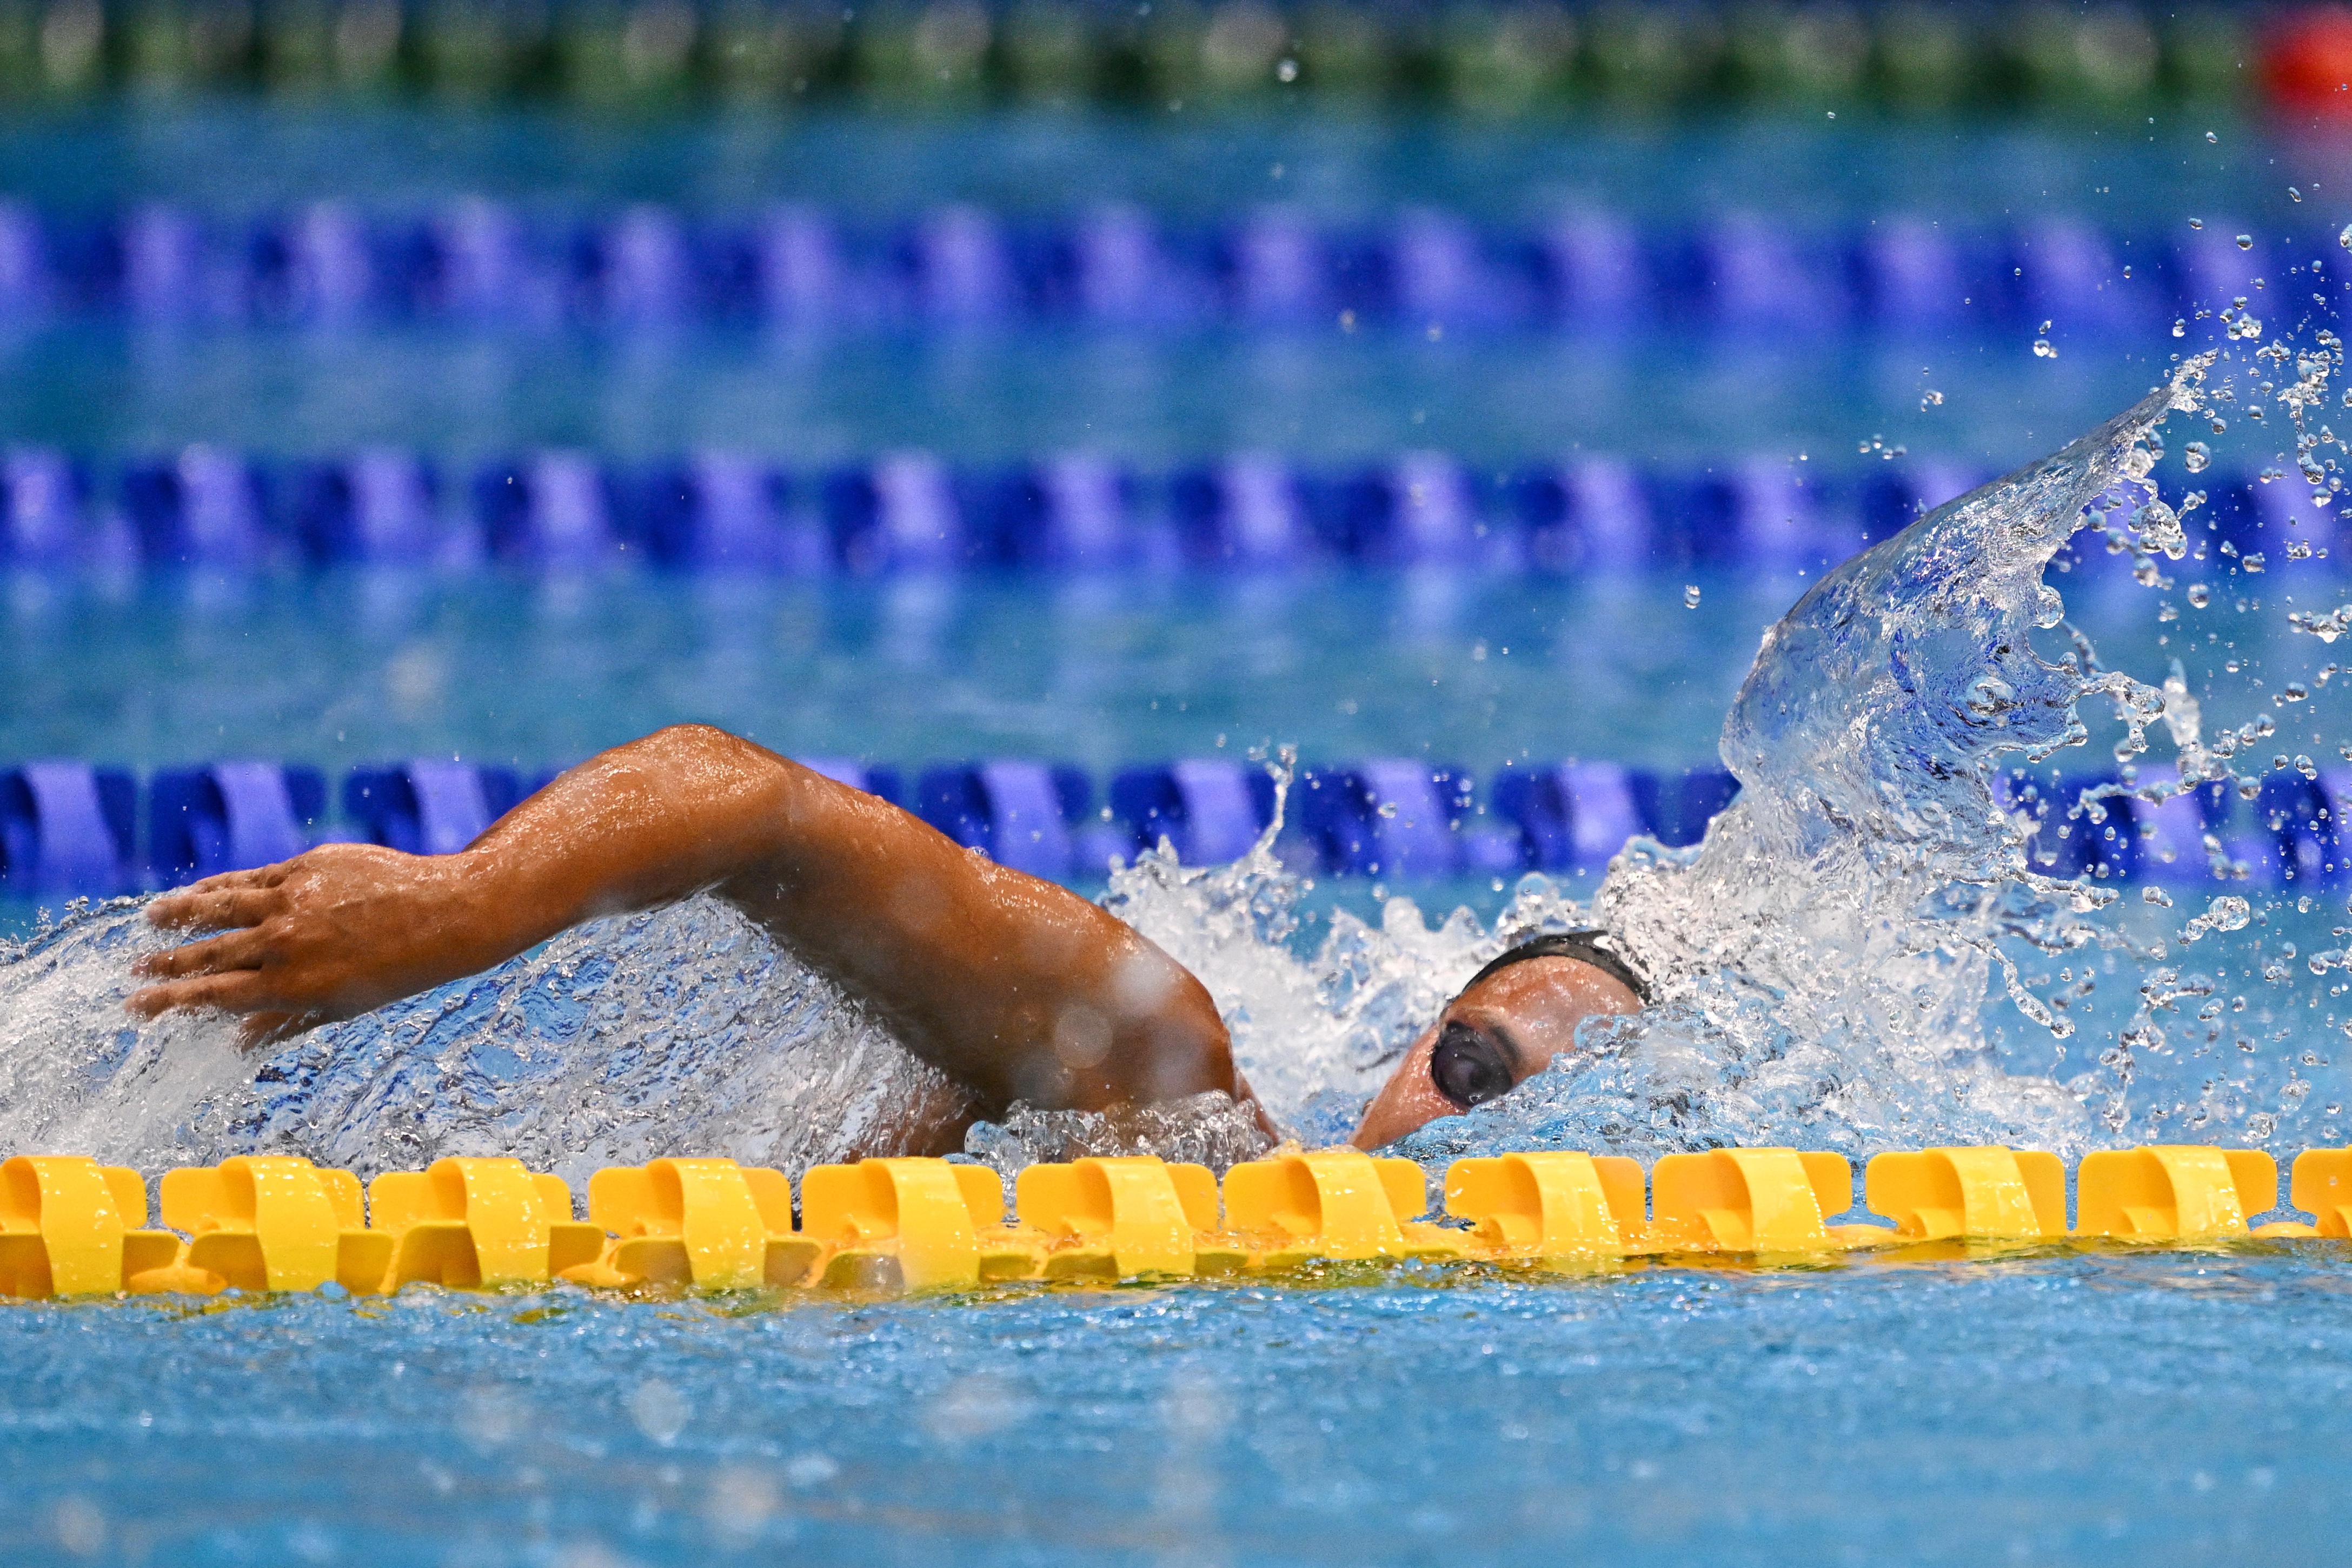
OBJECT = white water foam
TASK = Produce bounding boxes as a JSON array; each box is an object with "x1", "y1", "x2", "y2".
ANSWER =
[{"x1": 0, "y1": 894, "x2": 972, "y2": 1188}]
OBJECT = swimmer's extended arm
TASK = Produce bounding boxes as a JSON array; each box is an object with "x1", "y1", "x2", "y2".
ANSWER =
[{"x1": 129, "y1": 725, "x2": 1252, "y2": 1122}]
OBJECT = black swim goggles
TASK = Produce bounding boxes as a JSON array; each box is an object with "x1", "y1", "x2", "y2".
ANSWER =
[{"x1": 1428, "y1": 930, "x2": 1650, "y2": 1112}]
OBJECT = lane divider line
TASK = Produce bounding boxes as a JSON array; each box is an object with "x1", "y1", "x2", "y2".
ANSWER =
[{"x1": 2, "y1": 1143, "x2": 2344, "y2": 1302}]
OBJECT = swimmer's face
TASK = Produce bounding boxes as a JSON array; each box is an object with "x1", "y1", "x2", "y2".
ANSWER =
[{"x1": 1348, "y1": 956, "x2": 1644, "y2": 1150}]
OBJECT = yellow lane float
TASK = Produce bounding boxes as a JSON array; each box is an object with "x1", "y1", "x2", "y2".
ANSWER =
[
  {"x1": 572, "y1": 1156, "x2": 808, "y2": 1290},
  {"x1": 2074, "y1": 1145, "x2": 2284, "y2": 1243},
  {"x1": 2287, "y1": 1148, "x2": 2352, "y2": 1238},
  {"x1": 160, "y1": 1154, "x2": 390, "y2": 1293},
  {"x1": 0, "y1": 1155, "x2": 185, "y2": 1298},
  {"x1": 1443, "y1": 1151, "x2": 1646, "y2": 1263},
  {"x1": 798, "y1": 1157, "x2": 1047, "y2": 1290},
  {"x1": 1864, "y1": 1146, "x2": 2069, "y2": 1243},
  {"x1": 1647, "y1": 1147, "x2": 1894, "y2": 1254},
  {"x1": 367, "y1": 1156, "x2": 608, "y2": 1289},
  {"x1": 0, "y1": 1140, "x2": 2347, "y2": 1302},
  {"x1": 1221, "y1": 1147, "x2": 1466, "y2": 1266},
  {"x1": 1016, "y1": 1154, "x2": 1240, "y2": 1278}
]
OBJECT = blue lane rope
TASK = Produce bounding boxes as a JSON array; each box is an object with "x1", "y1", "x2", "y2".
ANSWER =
[
  {"x1": 0, "y1": 201, "x2": 2308, "y2": 336},
  {"x1": 0, "y1": 447, "x2": 2323, "y2": 575},
  {"x1": 0, "y1": 756, "x2": 2322, "y2": 895}
]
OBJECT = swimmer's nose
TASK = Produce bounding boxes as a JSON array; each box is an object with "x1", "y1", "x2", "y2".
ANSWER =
[{"x1": 1350, "y1": 1029, "x2": 1453, "y2": 1150}]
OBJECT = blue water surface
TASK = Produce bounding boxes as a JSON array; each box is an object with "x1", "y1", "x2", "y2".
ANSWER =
[
  {"x1": 1, "y1": 1252, "x2": 2345, "y2": 1568},
  {"x1": 0, "y1": 106, "x2": 2285, "y2": 462},
  {"x1": 0, "y1": 105, "x2": 2282, "y2": 223}
]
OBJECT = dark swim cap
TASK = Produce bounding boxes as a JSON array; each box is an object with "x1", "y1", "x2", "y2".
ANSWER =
[{"x1": 1456, "y1": 929, "x2": 1651, "y2": 1006}]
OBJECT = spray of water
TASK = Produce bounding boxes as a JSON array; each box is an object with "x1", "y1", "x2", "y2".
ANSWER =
[
  {"x1": 0, "y1": 894, "x2": 973, "y2": 1188},
  {"x1": 1398, "y1": 363, "x2": 2215, "y2": 1167},
  {"x1": 1099, "y1": 356, "x2": 2224, "y2": 1174}
]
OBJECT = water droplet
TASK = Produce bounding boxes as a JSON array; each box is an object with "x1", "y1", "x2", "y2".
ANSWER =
[
  {"x1": 2237, "y1": 234, "x2": 2255, "y2": 251},
  {"x1": 629, "y1": 1379, "x2": 688, "y2": 1445},
  {"x1": 1965, "y1": 675, "x2": 2015, "y2": 717},
  {"x1": 1275, "y1": 56, "x2": 1297, "y2": 82},
  {"x1": 1683, "y1": 584, "x2": 1702, "y2": 609},
  {"x1": 2183, "y1": 440, "x2": 2211, "y2": 472},
  {"x1": 2206, "y1": 129, "x2": 2219, "y2": 143},
  {"x1": 2340, "y1": 222, "x2": 2352, "y2": 250},
  {"x1": 2034, "y1": 338, "x2": 2058, "y2": 358},
  {"x1": 2173, "y1": 318, "x2": 2188, "y2": 337},
  {"x1": 1919, "y1": 388, "x2": 1944, "y2": 410},
  {"x1": 2292, "y1": 187, "x2": 2306, "y2": 203},
  {"x1": 2190, "y1": 217, "x2": 2205, "y2": 230},
  {"x1": 2034, "y1": 584, "x2": 2064, "y2": 628},
  {"x1": 2187, "y1": 583, "x2": 2213, "y2": 608}
]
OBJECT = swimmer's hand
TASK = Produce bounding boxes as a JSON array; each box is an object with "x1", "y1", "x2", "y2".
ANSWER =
[{"x1": 129, "y1": 844, "x2": 502, "y2": 1049}]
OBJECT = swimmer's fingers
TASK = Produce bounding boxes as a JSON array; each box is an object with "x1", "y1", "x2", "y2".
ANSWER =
[
  {"x1": 128, "y1": 966, "x2": 335, "y2": 1045},
  {"x1": 124, "y1": 969, "x2": 273, "y2": 1022},
  {"x1": 185, "y1": 861, "x2": 290, "y2": 893},
  {"x1": 130, "y1": 926, "x2": 273, "y2": 982},
  {"x1": 147, "y1": 878, "x2": 287, "y2": 933}
]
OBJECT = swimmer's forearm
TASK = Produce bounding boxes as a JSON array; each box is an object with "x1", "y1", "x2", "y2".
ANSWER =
[{"x1": 131, "y1": 726, "x2": 869, "y2": 1037}]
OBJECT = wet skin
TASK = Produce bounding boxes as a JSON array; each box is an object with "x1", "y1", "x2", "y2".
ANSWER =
[
  {"x1": 1350, "y1": 958, "x2": 1643, "y2": 1149},
  {"x1": 128, "y1": 724, "x2": 1635, "y2": 1154}
]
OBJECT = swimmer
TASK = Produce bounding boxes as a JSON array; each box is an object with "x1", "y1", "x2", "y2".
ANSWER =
[{"x1": 126, "y1": 726, "x2": 1646, "y2": 1153}]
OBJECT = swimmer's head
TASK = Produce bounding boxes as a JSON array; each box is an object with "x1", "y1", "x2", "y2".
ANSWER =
[{"x1": 1348, "y1": 931, "x2": 1648, "y2": 1150}]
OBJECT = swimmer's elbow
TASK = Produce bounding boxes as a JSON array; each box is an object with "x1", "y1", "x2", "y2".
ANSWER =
[
  {"x1": 1140, "y1": 970, "x2": 1241, "y2": 1103},
  {"x1": 629, "y1": 722, "x2": 768, "y2": 770},
  {"x1": 612, "y1": 725, "x2": 803, "y2": 808}
]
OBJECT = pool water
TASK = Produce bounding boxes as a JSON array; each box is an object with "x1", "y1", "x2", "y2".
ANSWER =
[
  {"x1": 0, "y1": 322, "x2": 2175, "y2": 468},
  {"x1": 0, "y1": 107, "x2": 2278, "y2": 223},
  {"x1": 3, "y1": 1250, "x2": 2346, "y2": 1568},
  {"x1": 0, "y1": 567, "x2": 1797, "y2": 776},
  {"x1": 9, "y1": 96, "x2": 2352, "y2": 1568},
  {"x1": 0, "y1": 107, "x2": 2281, "y2": 464}
]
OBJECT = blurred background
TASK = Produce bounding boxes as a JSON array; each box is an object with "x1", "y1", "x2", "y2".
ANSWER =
[{"x1": 3, "y1": 0, "x2": 2351, "y2": 931}]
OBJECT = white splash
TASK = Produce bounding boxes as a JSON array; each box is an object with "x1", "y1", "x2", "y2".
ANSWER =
[{"x1": 0, "y1": 895, "x2": 971, "y2": 1188}]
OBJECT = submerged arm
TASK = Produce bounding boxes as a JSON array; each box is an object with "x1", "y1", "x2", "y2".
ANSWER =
[{"x1": 129, "y1": 726, "x2": 1248, "y2": 1120}]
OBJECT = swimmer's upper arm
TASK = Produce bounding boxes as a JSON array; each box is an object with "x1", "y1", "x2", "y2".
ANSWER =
[{"x1": 702, "y1": 744, "x2": 1243, "y2": 1117}]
